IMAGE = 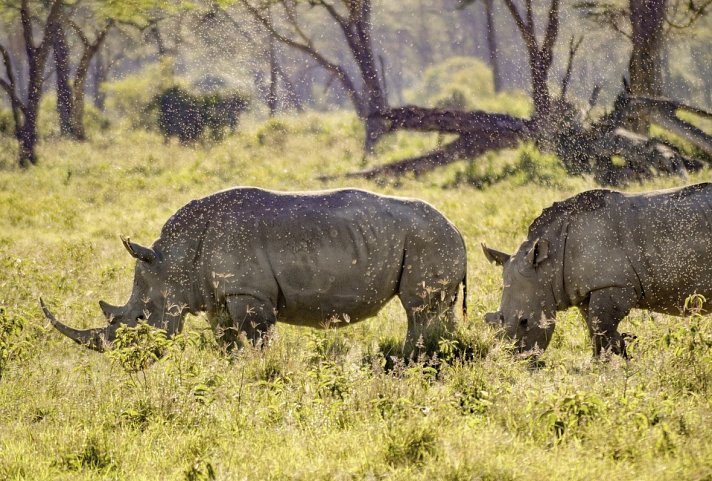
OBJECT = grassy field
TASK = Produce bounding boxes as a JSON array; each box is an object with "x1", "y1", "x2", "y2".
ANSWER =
[{"x1": 1, "y1": 113, "x2": 711, "y2": 480}]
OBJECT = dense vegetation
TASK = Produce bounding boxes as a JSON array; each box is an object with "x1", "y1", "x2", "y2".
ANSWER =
[{"x1": 1, "y1": 114, "x2": 711, "y2": 480}]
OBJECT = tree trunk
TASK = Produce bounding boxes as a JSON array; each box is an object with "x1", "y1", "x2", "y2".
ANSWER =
[
  {"x1": 343, "y1": 1, "x2": 388, "y2": 152},
  {"x1": 483, "y1": 0, "x2": 502, "y2": 92},
  {"x1": 16, "y1": 126, "x2": 37, "y2": 168},
  {"x1": 53, "y1": 15, "x2": 76, "y2": 138},
  {"x1": 71, "y1": 78, "x2": 87, "y2": 140},
  {"x1": 267, "y1": 34, "x2": 278, "y2": 116},
  {"x1": 530, "y1": 56, "x2": 551, "y2": 117},
  {"x1": 91, "y1": 49, "x2": 106, "y2": 110},
  {"x1": 627, "y1": 0, "x2": 667, "y2": 133}
]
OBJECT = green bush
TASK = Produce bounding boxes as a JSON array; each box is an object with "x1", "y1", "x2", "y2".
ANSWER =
[
  {"x1": 404, "y1": 56, "x2": 532, "y2": 116},
  {"x1": 102, "y1": 59, "x2": 176, "y2": 129},
  {"x1": 0, "y1": 108, "x2": 14, "y2": 136},
  {"x1": 455, "y1": 143, "x2": 568, "y2": 188},
  {"x1": 37, "y1": 95, "x2": 111, "y2": 138},
  {"x1": 152, "y1": 86, "x2": 249, "y2": 143},
  {"x1": 0, "y1": 306, "x2": 26, "y2": 380}
]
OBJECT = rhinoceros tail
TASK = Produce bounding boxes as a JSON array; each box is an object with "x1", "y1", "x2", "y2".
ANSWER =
[{"x1": 461, "y1": 263, "x2": 468, "y2": 321}]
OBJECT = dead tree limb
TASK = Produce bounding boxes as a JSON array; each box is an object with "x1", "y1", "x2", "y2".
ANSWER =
[
  {"x1": 347, "y1": 112, "x2": 529, "y2": 179},
  {"x1": 380, "y1": 107, "x2": 532, "y2": 135}
]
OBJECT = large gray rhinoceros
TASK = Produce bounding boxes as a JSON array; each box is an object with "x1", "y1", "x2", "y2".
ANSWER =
[
  {"x1": 42, "y1": 187, "x2": 467, "y2": 352},
  {"x1": 482, "y1": 183, "x2": 712, "y2": 358}
]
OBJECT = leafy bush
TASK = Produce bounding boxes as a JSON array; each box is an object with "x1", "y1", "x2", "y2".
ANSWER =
[
  {"x1": 0, "y1": 306, "x2": 26, "y2": 381},
  {"x1": 37, "y1": 95, "x2": 111, "y2": 138},
  {"x1": 0, "y1": 108, "x2": 14, "y2": 136},
  {"x1": 57, "y1": 434, "x2": 115, "y2": 472},
  {"x1": 108, "y1": 321, "x2": 170, "y2": 377},
  {"x1": 404, "y1": 56, "x2": 531, "y2": 116},
  {"x1": 152, "y1": 86, "x2": 249, "y2": 143},
  {"x1": 102, "y1": 58, "x2": 175, "y2": 129},
  {"x1": 657, "y1": 294, "x2": 712, "y2": 394},
  {"x1": 384, "y1": 421, "x2": 439, "y2": 467},
  {"x1": 455, "y1": 143, "x2": 568, "y2": 188}
]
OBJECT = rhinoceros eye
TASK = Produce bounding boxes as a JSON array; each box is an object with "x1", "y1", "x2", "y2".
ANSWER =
[{"x1": 519, "y1": 318, "x2": 529, "y2": 327}]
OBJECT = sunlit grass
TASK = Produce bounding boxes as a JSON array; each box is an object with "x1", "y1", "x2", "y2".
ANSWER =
[{"x1": 1, "y1": 113, "x2": 712, "y2": 480}]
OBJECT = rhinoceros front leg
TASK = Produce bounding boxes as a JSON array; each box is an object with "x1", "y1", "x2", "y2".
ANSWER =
[
  {"x1": 584, "y1": 287, "x2": 638, "y2": 359},
  {"x1": 219, "y1": 294, "x2": 276, "y2": 350}
]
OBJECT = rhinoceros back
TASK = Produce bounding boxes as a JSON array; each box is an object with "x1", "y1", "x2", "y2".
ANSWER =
[
  {"x1": 619, "y1": 183, "x2": 712, "y2": 313},
  {"x1": 156, "y1": 188, "x2": 465, "y2": 326}
]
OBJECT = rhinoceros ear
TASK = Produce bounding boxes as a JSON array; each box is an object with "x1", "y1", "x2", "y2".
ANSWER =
[
  {"x1": 526, "y1": 238, "x2": 549, "y2": 267},
  {"x1": 481, "y1": 243, "x2": 511, "y2": 266},
  {"x1": 121, "y1": 236, "x2": 157, "y2": 264}
]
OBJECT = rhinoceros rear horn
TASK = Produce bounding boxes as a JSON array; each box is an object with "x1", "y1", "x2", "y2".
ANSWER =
[
  {"x1": 99, "y1": 300, "x2": 127, "y2": 324},
  {"x1": 40, "y1": 298, "x2": 113, "y2": 352},
  {"x1": 121, "y1": 236, "x2": 157, "y2": 263},
  {"x1": 481, "y1": 243, "x2": 511, "y2": 266}
]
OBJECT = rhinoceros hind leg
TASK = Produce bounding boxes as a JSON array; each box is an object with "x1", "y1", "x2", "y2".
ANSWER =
[
  {"x1": 400, "y1": 290, "x2": 458, "y2": 358},
  {"x1": 219, "y1": 294, "x2": 276, "y2": 350},
  {"x1": 585, "y1": 287, "x2": 638, "y2": 359}
]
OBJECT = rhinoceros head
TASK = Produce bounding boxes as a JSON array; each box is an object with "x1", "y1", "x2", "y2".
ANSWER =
[
  {"x1": 42, "y1": 237, "x2": 185, "y2": 351},
  {"x1": 482, "y1": 240, "x2": 558, "y2": 356}
]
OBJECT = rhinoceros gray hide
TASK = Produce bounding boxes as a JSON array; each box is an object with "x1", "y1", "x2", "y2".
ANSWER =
[
  {"x1": 42, "y1": 187, "x2": 467, "y2": 355},
  {"x1": 483, "y1": 183, "x2": 712, "y2": 358}
]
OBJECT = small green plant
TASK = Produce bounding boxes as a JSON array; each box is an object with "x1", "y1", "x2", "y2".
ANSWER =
[
  {"x1": 184, "y1": 458, "x2": 216, "y2": 481},
  {"x1": 384, "y1": 422, "x2": 439, "y2": 467},
  {"x1": 256, "y1": 118, "x2": 290, "y2": 146},
  {"x1": 57, "y1": 434, "x2": 115, "y2": 472},
  {"x1": 658, "y1": 294, "x2": 712, "y2": 394},
  {"x1": 539, "y1": 390, "x2": 606, "y2": 443},
  {"x1": 108, "y1": 321, "x2": 170, "y2": 388}
]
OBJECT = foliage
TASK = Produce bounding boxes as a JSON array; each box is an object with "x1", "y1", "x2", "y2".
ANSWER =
[
  {"x1": 0, "y1": 109, "x2": 14, "y2": 136},
  {"x1": 454, "y1": 143, "x2": 570, "y2": 189},
  {"x1": 152, "y1": 86, "x2": 249, "y2": 143},
  {"x1": 108, "y1": 321, "x2": 171, "y2": 375},
  {"x1": 37, "y1": 95, "x2": 111, "y2": 138},
  {"x1": 403, "y1": 56, "x2": 532, "y2": 117},
  {"x1": 0, "y1": 306, "x2": 26, "y2": 380},
  {"x1": 56, "y1": 434, "x2": 116, "y2": 473},
  {"x1": 102, "y1": 59, "x2": 176, "y2": 129},
  {"x1": 0, "y1": 113, "x2": 712, "y2": 479}
]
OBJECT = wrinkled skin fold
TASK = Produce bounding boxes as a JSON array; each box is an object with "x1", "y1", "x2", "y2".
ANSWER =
[
  {"x1": 484, "y1": 183, "x2": 712, "y2": 358},
  {"x1": 42, "y1": 187, "x2": 468, "y2": 354}
]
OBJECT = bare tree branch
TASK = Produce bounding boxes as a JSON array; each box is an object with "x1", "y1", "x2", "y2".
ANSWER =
[
  {"x1": 561, "y1": 35, "x2": 583, "y2": 99},
  {"x1": 665, "y1": 0, "x2": 712, "y2": 28},
  {"x1": 0, "y1": 42, "x2": 23, "y2": 114},
  {"x1": 238, "y1": 1, "x2": 363, "y2": 111},
  {"x1": 502, "y1": 0, "x2": 536, "y2": 48},
  {"x1": 541, "y1": 0, "x2": 561, "y2": 63}
]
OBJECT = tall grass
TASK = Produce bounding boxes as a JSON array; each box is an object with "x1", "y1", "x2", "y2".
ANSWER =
[{"x1": 0, "y1": 113, "x2": 711, "y2": 480}]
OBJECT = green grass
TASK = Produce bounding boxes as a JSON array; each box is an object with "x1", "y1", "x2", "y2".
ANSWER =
[{"x1": 1, "y1": 113, "x2": 712, "y2": 480}]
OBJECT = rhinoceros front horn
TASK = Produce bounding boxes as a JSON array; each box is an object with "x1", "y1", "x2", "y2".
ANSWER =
[
  {"x1": 121, "y1": 236, "x2": 157, "y2": 264},
  {"x1": 40, "y1": 298, "x2": 114, "y2": 352}
]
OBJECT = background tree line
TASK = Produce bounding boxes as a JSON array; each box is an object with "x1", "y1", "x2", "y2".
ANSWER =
[{"x1": 0, "y1": 0, "x2": 711, "y2": 184}]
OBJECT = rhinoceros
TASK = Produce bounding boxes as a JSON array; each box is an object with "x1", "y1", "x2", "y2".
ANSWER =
[
  {"x1": 42, "y1": 187, "x2": 467, "y2": 353},
  {"x1": 482, "y1": 183, "x2": 712, "y2": 358}
]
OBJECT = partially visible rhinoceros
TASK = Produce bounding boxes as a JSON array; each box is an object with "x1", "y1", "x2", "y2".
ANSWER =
[
  {"x1": 483, "y1": 183, "x2": 712, "y2": 358},
  {"x1": 42, "y1": 187, "x2": 467, "y2": 353}
]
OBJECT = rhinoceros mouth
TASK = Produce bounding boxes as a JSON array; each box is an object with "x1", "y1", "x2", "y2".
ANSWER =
[{"x1": 40, "y1": 298, "x2": 114, "y2": 352}]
